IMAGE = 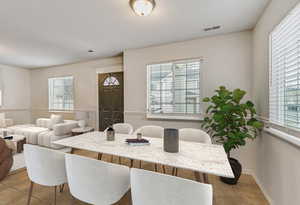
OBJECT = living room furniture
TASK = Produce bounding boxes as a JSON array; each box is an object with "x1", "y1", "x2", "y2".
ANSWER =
[
  {"x1": 71, "y1": 127, "x2": 94, "y2": 136},
  {"x1": 133, "y1": 125, "x2": 164, "y2": 138},
  {"x1": 2, "y1": 135, "x2": 26, "y2": 153},
  {"x1": 130, "y1": 168, "x2": 213, "y2": 205},
  {"x1": 0, "y1": 113, "x2": 14, "y2": 128},
  {"x1": 0, "y1": 137, "x2": 13, "y2": 181},
  {"x1": 99, "y1": 123, "x2": 134, "y2": 162},
  {"x1": 133, "y1": 125, "x2": 164, "y2": 170},
  {"x1": 65, "y1": 154, "x2": 130, "y2": 205},
  {"x1": 7, "y1": 118, "x2": 79, "y2": 149},
  {"x1": 24, "y1": 144, "x2": 67, "y2": 205},
  {"x1": 75, "y1": 111, "x2": 89, "y2": 128},
  {"x1": 53, "y1": 131, "x2": 234, "y2": 181},
  {"x1": 171, "y1": 128, "x2": 212, "y2": 182},
  {"x1": 112, "y1": 123, "x2": 134, "y2": 135}
]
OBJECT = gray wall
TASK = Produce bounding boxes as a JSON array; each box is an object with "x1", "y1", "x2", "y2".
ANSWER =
[
  {"x1": 124, "y1": 31, "x2": 256, "y2": 173},
  {"x1": 0, "y1": 64, "x2": 31, "y2": 124},
  {"x1": 253, "y1": 0, "x2": 300, "y2": 204}
]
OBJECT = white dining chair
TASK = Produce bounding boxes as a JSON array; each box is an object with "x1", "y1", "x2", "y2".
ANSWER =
[
  {"x1": 99, "y1": 123, "x2": 134, "y2": 163},
  {"x1": 65, "y1": 154, "x2": 130, "y2": 205},
  {"x1": 113, "y1": 123, "x2": 134, "y2": 135},
  {"x1": 177, "y1": 128, "x2": 212, "y2": 183},
  {"x1": 24, "y1": 144, "x2": 67, "y2": 205},
  {"x1": 134, "y1": 125, "x2": 164, "y2": 138},
  {"x1": 179, "y1": 128, "x2": 212, "y2": 144},
  {"x1": 133, "y1": 125, "x2": 164, "y2": 170},
  {"x1": 131, "y1": 168, "x2": 213, "y2": 205}
]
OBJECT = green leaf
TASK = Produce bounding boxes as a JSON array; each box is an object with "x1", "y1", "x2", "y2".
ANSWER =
[
  {"x1": 252, "y1": 121, "x2": 264, "y2": 129},
  {"x1": 246, "y1": 101, "x2": 254, "y2": 108},
  {"x1": 203, "y1": 97, "x2": 210, "y2": 102},
  {"x1": 232, "y1": 89, "x2": 246, "y2": 103}
]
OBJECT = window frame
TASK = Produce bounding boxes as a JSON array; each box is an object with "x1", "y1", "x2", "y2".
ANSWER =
[
  {"x1": 269, "y1": 3, "x2": 300, "y2": 129},
  {"x1": 48, "y1": 76, "x2": 74, "y2": 112},
  {"x1": 146, "y1": 58, "x2": 203, "y2": 121}
]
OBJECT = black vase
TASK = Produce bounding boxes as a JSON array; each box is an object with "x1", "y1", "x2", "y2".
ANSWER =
[
  {"x1": 164, "y1": 128, "x2": 179, "y2": 153},
  {"x1": 220, "y1": 158, "x2": 242, "y2": 185}
]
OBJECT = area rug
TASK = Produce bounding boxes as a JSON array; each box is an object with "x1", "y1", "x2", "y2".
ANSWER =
[
  {"x1": 9, "y1": 147, "x2": 71, "y2": 173},
  {"x1": 10, "y1": 153, "x2": 26, "y2": 173}
]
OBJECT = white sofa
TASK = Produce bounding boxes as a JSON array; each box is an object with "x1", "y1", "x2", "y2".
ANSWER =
[
  {"x1": 0, "y1": 113, "x2": 14, "y2": 128},
  {"x1": 7, "y1": 118, "x2": 79, "y2": 149}
]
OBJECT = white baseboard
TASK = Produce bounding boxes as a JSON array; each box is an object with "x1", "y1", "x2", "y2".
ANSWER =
[{"x1": 242, "y1": 169, "x2": 273, "y2": 205}]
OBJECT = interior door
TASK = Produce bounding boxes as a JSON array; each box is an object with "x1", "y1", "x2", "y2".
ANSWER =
[{"x1": 98, "y1": 72, "x2": 124, "y2": 131}]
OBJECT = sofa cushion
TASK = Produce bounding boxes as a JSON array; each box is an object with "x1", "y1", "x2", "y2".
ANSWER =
[
  {"x1": 36, "y1": 118, "x2": 51, "y2": 128},
  {"x1": 53, "y1": 121, "x2": 78, "y2": 136},
  {"x1": 38, "y1": 131, "x2": 71, "y2": 149},
  {"x1": 8, "y1": 125, "x2": 49, "y2": 144},
  {"x1": 48, "y1": 114, "x2": 63, "y2": 130},
  {"x1": 0, "y1": 120, "x2": 6, "y2": 128}
]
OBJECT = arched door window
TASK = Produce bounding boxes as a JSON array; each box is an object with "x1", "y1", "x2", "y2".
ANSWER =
[{"x1": 103, "y1": 76, "x2": 120, "y2": 86}]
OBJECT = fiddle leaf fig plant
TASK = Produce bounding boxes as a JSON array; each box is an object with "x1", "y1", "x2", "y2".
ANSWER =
[{"x1": 201, "y1": 86, "x2": 263, "y2": 155}]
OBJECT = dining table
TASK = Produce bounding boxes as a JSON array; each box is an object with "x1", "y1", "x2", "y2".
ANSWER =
[{"x1": 53, "y1": 131, "x2": 234, "y2": 183}]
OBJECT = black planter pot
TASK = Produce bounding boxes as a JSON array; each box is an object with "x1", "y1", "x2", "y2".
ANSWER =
[{"x1": 220, "y1": 157, "x2": 242, "y2": 185}]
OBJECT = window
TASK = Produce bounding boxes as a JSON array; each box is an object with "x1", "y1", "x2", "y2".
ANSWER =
[
  {"x1": 48, "y1": 76, "x2": 74, "y2": 111},
  {"x1": 0, "y1": 89, "x2": 2, "y2": 107},
  {"x1": 270, "y1": 4, "x2": 300, "y2": 129},
  {"x1": 147, "y1": 59, "x2": 202, "y2": 120},
  {"x1": 103, "y1": 76, "x2": 120, "y2": 86}
]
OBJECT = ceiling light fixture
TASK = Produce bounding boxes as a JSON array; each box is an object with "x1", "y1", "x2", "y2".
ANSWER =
[{"x1": 129, "y1": 0, "x2": 155, "y2": 16}]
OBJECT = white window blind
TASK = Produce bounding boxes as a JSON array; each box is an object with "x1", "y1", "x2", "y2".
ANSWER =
[
  {"x1": 270, "y1": 4, "x2": 300, "y2": 129},
  {"x1": 48, "y1": 76, "x2": 74, "y2": 111},
  {"x1": 147, "y1": 59, "x2": 202, "y2": 120}
]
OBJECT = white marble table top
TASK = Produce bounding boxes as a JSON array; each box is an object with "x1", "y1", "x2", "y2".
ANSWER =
[{"x1": 53, "y1": 131, "x2": 234, "y2": 178}]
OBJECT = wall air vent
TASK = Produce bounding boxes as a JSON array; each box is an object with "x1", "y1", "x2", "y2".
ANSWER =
[{"x1": 204, "y1": 26, "x2": 221, "y2": 32}]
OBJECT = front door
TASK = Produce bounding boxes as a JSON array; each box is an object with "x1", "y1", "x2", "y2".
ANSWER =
[{"x1": 98, "y1": 72, "x2": 124, "y2": 131}]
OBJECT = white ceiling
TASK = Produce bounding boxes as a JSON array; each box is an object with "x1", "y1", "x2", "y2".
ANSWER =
[{"x1": 0, "y1": 0, "x2": 270, "y2": 69}]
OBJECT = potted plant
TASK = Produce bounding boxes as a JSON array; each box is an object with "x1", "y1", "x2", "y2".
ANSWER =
[{"x1": 201, "y1": 86, "x2": 263, "y2": 185}]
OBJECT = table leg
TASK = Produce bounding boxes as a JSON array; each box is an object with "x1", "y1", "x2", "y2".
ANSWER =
[
  {"x1": 194, "y1": 171, "x2": 203, "y2": 183},
  {"x1": 130, "y1": 159, "x2": 134, "y2": 168},
  {"x1": 203, "y1": 173, "x2": 209, "y2": 184},
  {"x1": 97, "y1": 153, "x2": 103, "y2": 160},
  {"x1": 162, "y1": 165, "x2": 166, "y2": 174},
  {"x1": 59, "y1": 184, "x2": 65, "y2": 193},
  {"x1": 54, "y1": 186, "x2": 57, "y2": 205}
]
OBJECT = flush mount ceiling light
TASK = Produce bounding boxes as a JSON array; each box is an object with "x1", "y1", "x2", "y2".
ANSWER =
[{"x1": 129, "y1": 0, "x2": 156, "y2": 16}]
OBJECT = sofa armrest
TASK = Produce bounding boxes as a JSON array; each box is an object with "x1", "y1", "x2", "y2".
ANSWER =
[
  {"x1": 5, "y1": 119, "x2": 14, "y2": 127},
  {"x1": 36, "y1": 118, "x2": 51, "y2": 128},
  {"x1": 0, "y1": 119, "x2": 14, "y2": 128},
  {"x1": 53, "y1": 122, "x2": 78, "y2": 136}
]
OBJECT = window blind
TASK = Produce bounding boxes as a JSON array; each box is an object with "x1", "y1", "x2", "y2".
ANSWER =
[
  {"x1": 270, "y1": 4, "x2": 300, "y2": 129},
  {"x1": 147, "y1": 59, "x2": 201, "y2": 119},
  {"x1": 48, "y1": 76, "x2": 74, "y2": 111}
]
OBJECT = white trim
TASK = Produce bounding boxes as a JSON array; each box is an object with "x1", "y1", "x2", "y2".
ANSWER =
[
  {"x1": 251, "y1": 172, "x2": 274, "y2": 205},
  {"x1": 96, "y1": 65, "x2": 123, "y2": 74},
  {"x1": 146, "y1": 113, "x2": 203, "y2": 121},
  {"x1": 264, "y1": 127, "x2": 300, "y2": 148},
  {"x1": 146, "y1": 59, "x2": 203, "y2": 118},
  {"x1": 96, "y1": 65, "x2": 123, "y2": 130}
]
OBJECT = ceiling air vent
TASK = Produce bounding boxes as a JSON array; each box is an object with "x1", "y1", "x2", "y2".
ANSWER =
[{"x1": 204, "y1": 26, "x2": 221, "y2": 32}]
